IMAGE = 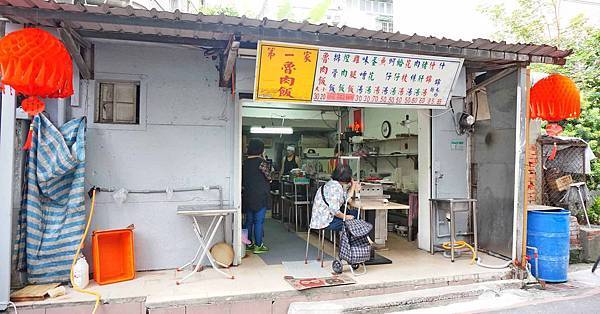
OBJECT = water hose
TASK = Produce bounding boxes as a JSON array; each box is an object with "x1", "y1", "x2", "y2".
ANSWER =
[
  {"x1": 70, "y1": 188, "x2": 101, "y2": 314},
  {"x1": 476, "y1": 258, "x2": 512, "y2": 269},
  {"x1": 442, "y1": 241, "x2": 477, "y2": 264}
]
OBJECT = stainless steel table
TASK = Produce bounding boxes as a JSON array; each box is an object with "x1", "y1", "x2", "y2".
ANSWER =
[{"x1": 430, "y1": 198, "x2": 478, "y2": 262}]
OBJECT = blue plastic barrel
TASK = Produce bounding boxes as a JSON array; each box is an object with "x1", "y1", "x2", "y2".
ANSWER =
[{"x1": 526, "y1": 209, "x2": 570, "y2": 282}]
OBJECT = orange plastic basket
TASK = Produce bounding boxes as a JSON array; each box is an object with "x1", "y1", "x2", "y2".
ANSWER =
[{"x1": 92, "y1": 228, "x2": 135, "y2": 285}]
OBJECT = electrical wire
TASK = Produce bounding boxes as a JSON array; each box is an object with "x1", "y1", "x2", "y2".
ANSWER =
[
  {"x1": 321, "y1": 111, "x2": 338, "y2": 130},
  {"x1": 476, "y1": 258, "x2": 512, "y2": 269},
  {"x1": 7, "y1": 301, "x2": 17, "y2": 314},
  {"x1": 422, "y1": 108, "x2": 452, "y2": 118},
  {"x1": 70, "y1": 189, "x2": 101, "y2": 314}
]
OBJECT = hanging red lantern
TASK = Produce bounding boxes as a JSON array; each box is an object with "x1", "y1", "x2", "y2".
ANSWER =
[
  {"x1": 529, "y1": 73, "x2": 580, "y2": 122},
  {"x1": 0, "y1": 28, "x2": 74, "y2": 149}
]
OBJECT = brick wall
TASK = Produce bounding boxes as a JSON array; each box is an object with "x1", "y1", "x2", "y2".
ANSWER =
[
  {"x1": 527, "y1": 144, "x2": 538, "y2": 204},
  {"x1": 570, "y1": 215, "x2": 581, "y2": 248}
]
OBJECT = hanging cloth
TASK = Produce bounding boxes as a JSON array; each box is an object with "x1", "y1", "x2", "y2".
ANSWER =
[{"x1": 14, "y1": 114, "x2": 87, "y2": 283}]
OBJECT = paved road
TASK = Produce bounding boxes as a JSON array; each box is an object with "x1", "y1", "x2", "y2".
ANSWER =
[
  {"x1": 486, "y1": 289, "x2": 600, "y2": 314},
  {"x1": 403, "y1": 269, "x2": 600, "y2": 314}
]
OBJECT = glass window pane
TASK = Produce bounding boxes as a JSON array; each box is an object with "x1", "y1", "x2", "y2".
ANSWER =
[
  {"x1": 114, "y1": 102, "x2": 136, "y2": 123},
  {"x1": 115, "y1": 83, "x2": 136, "y2": 103},
  {"x1": 101, "y1": 101, "x2": 113, "y2": 122},
  {"x1": 100, "y1": 83, "x2": 113, "y2": 101}
]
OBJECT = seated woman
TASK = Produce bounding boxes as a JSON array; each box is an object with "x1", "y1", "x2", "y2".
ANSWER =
[{"x1": 310, "y1": 164, "x2": 360, "y2": 231}]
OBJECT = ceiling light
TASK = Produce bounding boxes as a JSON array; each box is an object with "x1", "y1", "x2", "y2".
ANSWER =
[{"x1": 250, "y1": 126, "x2": 293, "y2": 134}]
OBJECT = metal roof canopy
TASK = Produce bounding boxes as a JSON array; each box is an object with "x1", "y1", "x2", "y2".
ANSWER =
[{"x1": 0, "y1": 0, "x2": 572, "y2": 67}]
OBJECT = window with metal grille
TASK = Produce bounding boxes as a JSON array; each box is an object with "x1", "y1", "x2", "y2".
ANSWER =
[
  {"x1": 378, "y1": 19, "x2": 393, "y2": 32},
  {"x1": 95, "y1": 81, "x2": 140, "y2": 124}
]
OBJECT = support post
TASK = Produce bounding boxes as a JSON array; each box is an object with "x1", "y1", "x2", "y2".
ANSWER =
[
  {"x1": 417, "y1": 110, "x2": 432, "y2": 251},
  {"x1": 222, "y1": 40, "x2": 240, "y2": 83},
  {"x1": 513, "y1": 66, "x2": 530, "y2": 265},
  {"x1": 220, "y1": 36, "x2": 240, "y2": 87},
  {"x1": 0, "y1": 71, "x2": 17, "y2": 313},
  {"x1": 58, "y1": 27, "x2": 93, "y2": 80},
  {"x1": 0, "y1": 21, "x2": 17, "y2": 312}
]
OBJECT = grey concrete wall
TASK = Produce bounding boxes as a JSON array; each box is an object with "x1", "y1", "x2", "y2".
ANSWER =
[
  {"x1": 68, "y1": 41, "x2": 238, "y2": 271},
  {"x1": 473, "y1": 71, "x2": 518, "y2": 257}
]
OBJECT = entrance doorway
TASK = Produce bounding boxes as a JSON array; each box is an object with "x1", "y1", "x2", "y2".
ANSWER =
[{"x1": 240, "y1": 100, "x2": 424, "y2": 270}]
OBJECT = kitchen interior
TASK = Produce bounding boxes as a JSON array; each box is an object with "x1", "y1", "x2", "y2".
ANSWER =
[{"x1": 241, "y1": 101, "x2": 421, "y2": 265}]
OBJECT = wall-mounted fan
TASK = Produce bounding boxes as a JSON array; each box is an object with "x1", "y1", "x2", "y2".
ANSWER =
[{"x1": 396, "y1": 114, "x2": 416, "y2": 137}]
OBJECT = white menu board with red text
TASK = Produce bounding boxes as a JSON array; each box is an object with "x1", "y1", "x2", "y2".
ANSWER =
[{"x1": 311, "y1": 47, "x2": 463, "y2": 108}]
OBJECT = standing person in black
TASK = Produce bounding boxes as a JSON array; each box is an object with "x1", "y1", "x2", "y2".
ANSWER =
[
  {"x1": 242, "y1": 139, "x2": 272, "y2": 254},
  {"x1": 280, "y1": 145, "x2": 301, "y2": 179}
]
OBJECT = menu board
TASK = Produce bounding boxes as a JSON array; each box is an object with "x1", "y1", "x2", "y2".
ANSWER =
[{"x1": 254, "y1": 41, "x2": 463, "y2": 108}]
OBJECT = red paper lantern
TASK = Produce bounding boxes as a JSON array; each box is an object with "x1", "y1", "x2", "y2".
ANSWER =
[
  {"x1": 529, "y1": 74, "x2": 580, "y2": 122},
  {"x1": 0, "y1": 28, "x2": 74, "y2": 114},
  {"x1": 0, "y1": 28, "x2": 74, "y2": 150}
]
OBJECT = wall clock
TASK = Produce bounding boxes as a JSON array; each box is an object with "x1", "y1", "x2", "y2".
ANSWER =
[{"x1": 381, "y1": 120, "x2": 391, "y2": 138}]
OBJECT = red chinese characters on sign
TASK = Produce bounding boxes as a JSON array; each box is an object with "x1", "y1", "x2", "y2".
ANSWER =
[
  {"x1": 311, "y1": 48, "x2": 461, "y2": 106},
  {"x1": 304, "y1": 51, "x2": 312, "y2": 62},
  {"x1": 276, "y1": 51, "x2": 313, "y2": 98},
  {"x1": 267, "y1": 47, "x2": 276, "y2": 60}
]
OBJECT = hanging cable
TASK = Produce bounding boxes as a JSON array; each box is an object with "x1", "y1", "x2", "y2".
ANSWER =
[
  {"x1": 422, "y1": 108, "x2": 453, "y2": 118},
  {"x1": 70, "y1": 188, "x2": 101, "y2": 314},
  {"x1": 321, "y1": 111, "x2": 338, "y2": 130}
]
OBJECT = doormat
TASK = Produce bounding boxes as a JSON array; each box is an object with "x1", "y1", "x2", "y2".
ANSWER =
[
  {"x1": 258, "y1": 219, "x2": 333, "y2": 265},
  {"x1": 282, "y1": 260, "x2": 333, "y2": 279},
  {"x1": 364, "y1": 253, "x2": 393, "y2": 265},
  {"x1": 284, "y1": 274, "x2": 356, "y2": 291}
]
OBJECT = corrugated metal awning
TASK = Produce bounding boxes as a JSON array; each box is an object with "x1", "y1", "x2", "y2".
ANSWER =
[{"x1": 0, "y1": 0, "x2": 572, "y2": 65}]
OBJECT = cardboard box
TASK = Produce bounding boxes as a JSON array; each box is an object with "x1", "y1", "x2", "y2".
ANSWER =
[{"x1": 550, "y1": 175, "x2": 573, "y2": 192}]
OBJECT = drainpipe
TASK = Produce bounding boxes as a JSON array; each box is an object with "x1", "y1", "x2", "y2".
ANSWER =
[{"x1": 57, "y1": 98, "x2": 67, "y2": 126}]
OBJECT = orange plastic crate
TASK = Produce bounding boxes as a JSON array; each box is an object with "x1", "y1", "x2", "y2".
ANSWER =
[{"x1": 92, "y1": 228, "x2": 135, "y2": 285}]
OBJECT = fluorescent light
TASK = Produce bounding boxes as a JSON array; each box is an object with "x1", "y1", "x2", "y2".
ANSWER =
[{"x1": 250, "y1": 126, "x2": 293, "y2": 134}]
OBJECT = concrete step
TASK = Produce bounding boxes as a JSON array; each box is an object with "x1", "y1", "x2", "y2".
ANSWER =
[{"x1": 288, "y1": 279, "x2": 522, "y2": 314}]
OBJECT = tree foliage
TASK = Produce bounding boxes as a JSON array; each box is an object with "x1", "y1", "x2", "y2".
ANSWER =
[
  {"x1": 307, "y1": 0, "x2": 333, "y2": 23},
  {"x1": 480, "y1": 0, "x2": 600, "y2": 221},
  {"x1": 198, "y1": 5, "x2": 240, "y2": 16},
  {"x1": 276, "y1": 0, "x2": 294, "y2": 20}
]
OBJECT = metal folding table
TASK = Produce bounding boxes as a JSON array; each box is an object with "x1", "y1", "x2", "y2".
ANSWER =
[{"x1": 176, "y1": 205, "x2": 237, "y2": 284}]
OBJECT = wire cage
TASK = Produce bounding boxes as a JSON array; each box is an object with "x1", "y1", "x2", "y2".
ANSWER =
[{"x1": 539, "y1": 136, "x2": 589, "y2": 207}]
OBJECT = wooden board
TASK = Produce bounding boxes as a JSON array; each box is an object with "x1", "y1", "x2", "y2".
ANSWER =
[
  {"x1": 527, "y1": 204, "x2": 564, "y2": 211},
  {"x1": 10, "y1": 283, "x2": 60, "y2": 302},
  {"x1": 350, "y1": 199, "x2": 409, "y2": 210}
]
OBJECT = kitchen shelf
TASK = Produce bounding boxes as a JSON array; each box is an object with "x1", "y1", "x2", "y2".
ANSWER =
[{"x1": 362, "y1": 153, "x2": 418, "y2": 170}]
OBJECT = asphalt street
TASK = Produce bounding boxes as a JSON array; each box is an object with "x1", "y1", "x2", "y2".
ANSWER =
[{"x1": 402, "y1": 267, "x2": 600, "y2": 314}]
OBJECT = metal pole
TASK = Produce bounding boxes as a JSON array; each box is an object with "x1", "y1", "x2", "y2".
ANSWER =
[{"x1": 576, "y1": 186, "x2": 592, "y2": 228}]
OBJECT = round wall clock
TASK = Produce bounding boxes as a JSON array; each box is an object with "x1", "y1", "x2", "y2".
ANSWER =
[{"x1": 381, "y1": 120, "x2": 391, "y2": 138}]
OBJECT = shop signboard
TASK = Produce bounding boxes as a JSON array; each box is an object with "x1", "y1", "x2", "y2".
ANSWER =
[
  {"x1": 254, "y1": 42, "x2": 319, "y2": 102},
  {"x1": 254, "y1": 41, "x2": 463, "y2": 109}
]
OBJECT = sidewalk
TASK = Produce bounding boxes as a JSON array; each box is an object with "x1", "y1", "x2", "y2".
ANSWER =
[{"x1": 288, "y1": 264, "x2": 600, "y2": 314}]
